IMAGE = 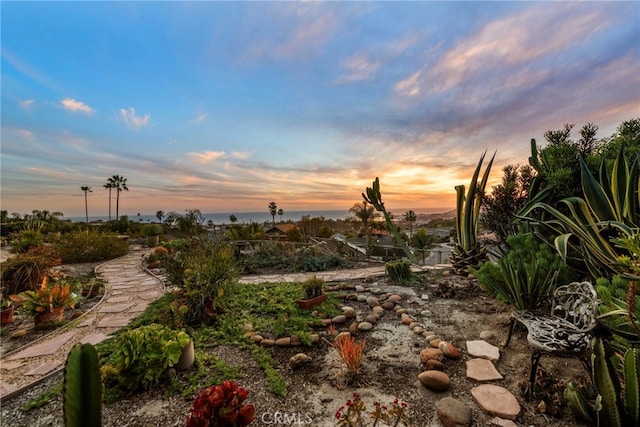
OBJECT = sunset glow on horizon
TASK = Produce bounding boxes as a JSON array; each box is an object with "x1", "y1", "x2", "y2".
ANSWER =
[{"x1": 2, "y1": 2, "x2": 638, "y2": 218}]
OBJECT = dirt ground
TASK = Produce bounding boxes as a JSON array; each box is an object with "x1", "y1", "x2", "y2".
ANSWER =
[{"x1": 0, "y1": 270, "x2": 590, "y2": 427}]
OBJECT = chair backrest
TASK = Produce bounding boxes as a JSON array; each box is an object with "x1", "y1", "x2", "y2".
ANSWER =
[{"x1": 551, "y1": 281, "x2": 598, "y2": 332}]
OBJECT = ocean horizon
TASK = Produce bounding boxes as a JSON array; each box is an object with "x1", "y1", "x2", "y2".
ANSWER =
[{"x1": 66, "y1": 207, "x2": 454, "y2": 224}]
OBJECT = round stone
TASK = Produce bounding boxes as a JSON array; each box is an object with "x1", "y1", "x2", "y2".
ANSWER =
[
  {"x1": 289, "y1": 353, "x2": 310, "y2": 369},
  {"x1": 332, "y1": 315, "x2": 347, "y2": 324},
  {"x1": 396, "y1": 308, "x2": 407, "y2": 316},
  {"x1": 364, "y1": 314, "x2": 379, "y2": 324},
  {"x1": 424, "y1": 334, "x2": 438, "y2": 342},
  {"x1": 381, "y1": 301, "x2": 395, "y2": 310},
  {"x1": 388, "y1": 294, "x2": 402, "y2": 302},
  {"x1": 409, "y1": 322, "x2": 420, "y2": 329},
  {"x1": 355, "y1": 285, "x2": 366, "y2": 293},
  {"x1": 401, "y1": 317, "x2": 414, "y2": 325},
  {"x1": 419, "y1": 348, "x2": 444, "y2": 363},
  {"x1": 421, "y1": 310, "x2": 432, "y2": 317},
  {"x1": 290, "y1": 335, "x2": 301, "y2": 346},
  {"x1": 275, "y1": 337, "x2": 291, "y2": 346},
  {"x1": 357, "y1": 321, "x2": 374, "y2": 331},
  {"x1": 436, "y1": 397, "x2": 472, "y2": 427},
  {"x1": 480, "y1": 330, "x2": 496, "y2": 341},
  {"x1": 250, "y1": 334, "x2": 264, "y2": 343},
  {"x1": 430, "y1": 338, "x2": 442, "y2": 348},
  {"x1": 309, "y1": 333, "x2": 320, "y2": 343},
  {"x1": 367, "y1": 297, "x2": 380, "y2": 308},
  {"x1": 425, "y1": 359, "x2": 445, "y2": 371},
  {"x1": 418, "y1": 370, "x2": 450, "y2": 391},
  {"x1": 261, "y1": 339, "x2": 275, "y2": 346},
  {"x1": 11, "y1": 329, "x2": 27, "y2": 339},
  {"x1": 372, "y1": 306, "x2": 385, "y2": 316},
  {"x1": 413, "y1": 326, "x2": 425, "y2": 335},
  {"x1": 243, "y1": 323, "x2": 254, "y2": 332},
  {"x1": 342, "y1": 307, "x2": 357, "y2": 318},
  {"x1": 439, "y1": 341, "x2": 461, "y2": 359}
]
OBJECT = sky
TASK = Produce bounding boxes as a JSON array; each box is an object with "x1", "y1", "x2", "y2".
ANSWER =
[{"x1": 1, "y1": 1, "x2": 639, "y2": 218}]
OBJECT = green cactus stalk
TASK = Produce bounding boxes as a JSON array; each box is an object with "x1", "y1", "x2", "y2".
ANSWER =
[
  {"x1": 362, "y1": 177, "x2": 419, "y2": 264},
  {"x1": 564, "y1": 380, "x2": 595, "y2": 423},
  {"x1": 624, "y1": 347, "x2": 640, "y2": 426},
  {"x1": 592, "y1": 339, "x2": 623, "y2": 427},
  {"x1": 63, "y1": 343, "x2": 102, "y2": 427}
]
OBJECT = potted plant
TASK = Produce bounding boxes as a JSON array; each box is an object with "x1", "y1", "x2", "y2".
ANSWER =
[
  {"x1": 10, "y1": 277, "x2": 76, "y2": 329},
  {"x1": 80, "y1": 278, "x2": 105, "y2": 299},
  {"x1": 297, "y1": 276, "x2": 327, "y2": 309},
  {"x1": 142, "y1": 224, "x2": 164, "y2": 248},
  {"x1": 1, "y1": 293, "x2": 15, "y2": 326}
]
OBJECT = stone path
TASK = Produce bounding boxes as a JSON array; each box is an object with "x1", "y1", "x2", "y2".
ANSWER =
[{"x1": 0, "y1": 246, "x2": 164, "y2": 400}]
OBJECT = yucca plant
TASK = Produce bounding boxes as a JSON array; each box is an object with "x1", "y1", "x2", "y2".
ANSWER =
[
  {"x1": 451, "y1": 151, "x2": 495, "y2": 275},
  {"x1": 362, "y1": 177, "x2": 418, "y2": 264}
]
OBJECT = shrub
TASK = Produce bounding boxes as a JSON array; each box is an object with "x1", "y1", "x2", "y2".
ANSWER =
[
  {"x1": 141, "y1": 223, "x2": 163, "y2": 236},
  {"x1": 174, "y1": 238, "x2": 237, "y2": 323},
  {"x1": 331, "y1": 333, "x2": 366, "y2": 380},
  {"x1": 186, "y1": 381, "x2": 255, "y2": 427},
  {"x1": 51, "y1": 230, "x2": 128, "y2": 263},
  {"x1": 1, "y1": 254, "x2": 52, "y2": 295},
  {"x1": 10, "y1": 230, "x2": 44, "y2": 253},
  {"x1": 101, "y1": 324, "x2": 191, "y2": 392},
  {"x1": 471, "y1": 232, "x2": 575, "y2": 310},
  {"x1": 302, "y1": 276, "x2": 324, "y2": 299},
  {"x1": 385, "y1": 258, "x2": 412, "y2": 284}
]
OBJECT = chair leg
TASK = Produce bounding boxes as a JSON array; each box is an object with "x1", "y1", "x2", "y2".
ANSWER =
[
  {"x1": 504, "y1": 316, "x2": 517, "y2": 348},
  {"x1": 527, "y1": 351, "x2": 541, "y2": 400}
]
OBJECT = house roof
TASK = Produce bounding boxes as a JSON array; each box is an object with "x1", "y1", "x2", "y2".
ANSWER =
[{"x1": 265, "y1": 223, "x2": 298, "y2": 234}]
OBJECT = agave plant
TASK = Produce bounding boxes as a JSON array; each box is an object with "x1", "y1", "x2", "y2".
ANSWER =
[
  {"x1": 451, "y1": 151, "x2": 495, "y2": 275},
  {"x1": 521, "y1": 148, "x2": 639, "y2": 279}
]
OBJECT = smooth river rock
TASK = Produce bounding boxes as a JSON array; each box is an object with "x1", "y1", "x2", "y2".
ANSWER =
[{"x1": 418, "y1": 370, "x2": 450, "y2": 391}]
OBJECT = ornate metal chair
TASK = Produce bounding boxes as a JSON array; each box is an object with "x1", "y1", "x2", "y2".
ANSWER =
[{"x1": 504, "y1": 281, "x2": 599, "y2": 398}]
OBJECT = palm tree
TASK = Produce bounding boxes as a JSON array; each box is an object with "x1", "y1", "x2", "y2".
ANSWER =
[
  {"x1": 268, "y1": 201, "x2": 277, "y2": 226},
  {"x1": 277, "y1": 208, "x2": 284, "y2": 222},
  {"x1": 156, "y1": 210, "x2": 165, "y2": 223},
  {"x1": 349, "y1": 201, "x2": 375, "y2": 241},
  {"x1": 405, "y1": 210, "x2": 417, "y2": 237},
  {"x1": 103, "y1": 177, "x2": 115, "y2": 221},
  {"x1": 81, "y1": 186, "x2": 92, "y2": 224},
  {"x1": 111, "y1": 175, "x2": 129, "y2": 221},
  {"x1": 229, "y1": 214, "x2": 238, "y2": 224}
]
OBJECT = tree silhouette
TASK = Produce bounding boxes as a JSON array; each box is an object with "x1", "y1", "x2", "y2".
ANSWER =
[
  {"x1": 229, "y1": 214, "x2": 238, "y2": 224},
  {"x1": 349, "y1": 201, "x2": 375, "y2": 241},
  {"x1": 103, "y1": 178, "x2": 115, "y2": 221},
  {"x1": 277, "y1": 208, "x2": 284, "y2": 222},
  {"x1": 156, "y1": 210, "x2": 165, "y2": 223},
  {"x1": 268, "y1": 201, "x2": 277, "y2": 226},
  {"x1": 405, "y1": 210, "x2": 417, "y2": 236},
  {"x1": 81, "y1": 186, "x2": 92, "y2": 224},
  {"x1": 111, "y1": 175, "x2": 129, "y2": 220}
]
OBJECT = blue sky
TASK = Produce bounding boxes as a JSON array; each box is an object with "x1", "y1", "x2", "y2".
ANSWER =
[{"x1": 2, "y1": 1, "x2": 639, "y2": 218}]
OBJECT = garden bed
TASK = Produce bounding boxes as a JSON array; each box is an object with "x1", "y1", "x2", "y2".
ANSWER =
[{"x1": 0, "y1": 271, "x2": 588, "y2": 426}]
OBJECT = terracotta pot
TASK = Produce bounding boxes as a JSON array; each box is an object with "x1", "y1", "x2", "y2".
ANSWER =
[
  {"x1": 296, "y1": 293, "x2": 327, "y2": 309},
  {"x1": 175, "y1": 338, "x2": 195, "y2": 370},
  {"x1": 1, "y1": 306, "x2": 15, "y2": 326},
  {"x1": 34, "y1": 306, "x2": 65, "y2": 329}
]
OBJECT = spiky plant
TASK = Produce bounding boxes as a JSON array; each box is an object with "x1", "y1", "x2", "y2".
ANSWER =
[{"x1": 451, "y1": 151, "x2": 495, "y2": 275}]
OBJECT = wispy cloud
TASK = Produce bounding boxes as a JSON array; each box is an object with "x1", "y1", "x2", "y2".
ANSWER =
[
  {"x1": 120, "y1": 107, "x2": 150, "y2": 130},
  {"x1": 335, "y1": 54, "x2": 381, "y2": 84},
  {"x1": 61, "y1": 98, "x2": 94, "y2": 114},
  {"x1": 186, "y1": 150, "x2": 226, "y2": 164},
  {"x1": 19, "y1": 99, "x2": 35, "y2": 109},
  {"x1": 189, "y1": 113, "x2": 208, "y2": 125},
  {"x1": 394, "y1": 69, "x2": 423, "y2": 97}
]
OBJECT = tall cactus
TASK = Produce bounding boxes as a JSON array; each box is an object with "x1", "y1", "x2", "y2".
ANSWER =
[
  {"x1": 63, "y1": 343, "x2": 102, "y2": 427},
  {"x1": 624, "y1": 347, "x2": 640, "y2": 426},
  {"x1": 362, "y1": 177, "x2": 419, "y2": 264},
  {"x1": 592, "y1": 338, "x2": 623, "y2": 427}
]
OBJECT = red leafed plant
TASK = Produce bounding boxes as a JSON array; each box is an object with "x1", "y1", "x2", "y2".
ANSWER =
[
  {"x1": 332, "y1": 333, "x2": 366, "y2": 378},
  {"x1": 186, "y1": 380, "x2": 255, "y2": 427}
]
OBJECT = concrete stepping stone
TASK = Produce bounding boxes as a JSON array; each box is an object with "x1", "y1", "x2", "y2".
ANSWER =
[
  {"x1": 97, "y1": 316, "x2": 131, "y2": 328},
  {"x1": 130, "y1": 303, "x2": 149, "y2": 313},
  {"x1": 466, "y1": 358, "x2": 504, "y2": 381},
  {"x1": 24, "y1": 360, "x2": 63, "y2": 376},
  {"x1": 466, "y1": 339, "x2": 500, "y2": 361},
  {"x1": 0, "y1": 381, "x2": 18, "y2": 397},
  {"x1": 137, "y1": 291, "x2": 161, "y2": 300},
  {"x1": 98, "y1": 303, "x2": 134, "y2": 313},
  {"x1": 471, "y1": 384, "x2": 520, "y2": 420},
  {"x1": 7, "y1": 331, "x2": 76, "y2": 360},
  {"x1": 0, "y1": 361, "x2": 23, "y2": 371},
  {"x1": 77, "y1": 317, "x2": 95, "y2": 328},
  {"x1": 111, "y1": 285, "x2": 134, "y2": 290},
  {"x1": 106, "y1": 296, "x2": 131, "y2": 303},
  {"x1": 80, "y1": 333, "x2": 109, "y2": 345},
  {"x1": 491, "y1": 417, "x2": 518, "y2": 427}
]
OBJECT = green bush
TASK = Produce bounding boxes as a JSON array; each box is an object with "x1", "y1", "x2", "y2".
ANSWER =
[
  {"x1": 101, "y1": 324, "x2": 191, "y2": 392},
  {"x1": 51, "y1": 230, "x2": 128, "y2": 263},
  {"x1": 471, "y1": 232, "x2": 575, "y2": 310},
  {"x1": 1, "y1": 254, "x2": 52, "y2": 295},
  {"x1": 385, "y1": 258, "x2": 413, "y2": 284},
  {"x1": 141, "y1": 224, "x2": 163, "y2": 236},
  {"x1": 173, "y1": 238, "x2": 237, "y2": 323},
  {"x1": 10, "y1": 230, "x2": 44, "y2": 253}
]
